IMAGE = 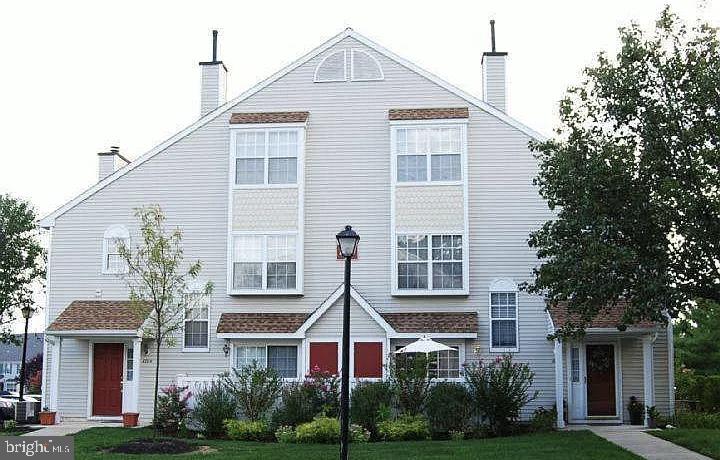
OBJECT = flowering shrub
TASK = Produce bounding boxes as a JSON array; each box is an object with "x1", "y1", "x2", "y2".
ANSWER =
[
  {"x1": 464, "y1": 355, "x2": 538, "y2": 436},
  {"x1": 388, "y1": 353, "x2": 431, "y2": 415},
  {"x1": 303, "y1": 366, "x2": 340, "y2": 417},
  {"x1": 155, "y1": 384, "x2": 191, "y2": 436}
]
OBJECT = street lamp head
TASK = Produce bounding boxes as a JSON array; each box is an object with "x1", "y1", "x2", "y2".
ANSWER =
[
  {"x1": 20, "y1": 305, "x2": 34, "y2": 320},
  {"x1": 336, "y1": 225, "x2": 360, "y2": 258}
]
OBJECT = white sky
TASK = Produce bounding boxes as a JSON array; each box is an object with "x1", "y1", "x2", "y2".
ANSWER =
[{"x1": 1, "y1": 0, "x2": 718, "y2": 332}]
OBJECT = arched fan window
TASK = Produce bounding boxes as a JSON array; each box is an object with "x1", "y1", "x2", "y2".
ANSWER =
[
  {"x1": 351, "y1": 49, "x2": 384, "y2": 81},
  {"x1": 314, "y1": 50, "x2": 347, "y2": 82}
]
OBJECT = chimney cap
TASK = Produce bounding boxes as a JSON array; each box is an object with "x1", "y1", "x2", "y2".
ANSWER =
[
  {"x1": 483, "y1": 19, "x2": 508, "y2": 59},
  {"x1": 199, "y1": 29, "x2": 228, "y2": 71},
  {"x1": 97, "y1": 146, "x2": 130, "y2": 164}
]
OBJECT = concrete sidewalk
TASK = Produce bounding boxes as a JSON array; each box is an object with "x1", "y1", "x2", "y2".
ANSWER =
[
  {"x1": 22, "y1": 421, "x2": 122, "y2": 436},
  {"x1": 577, "y1": 425, "x2": 711, "y2": 460}
]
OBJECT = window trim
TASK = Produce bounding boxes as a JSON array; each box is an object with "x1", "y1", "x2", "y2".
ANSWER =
[
  {"x1": 230, "y1": 126, "x2": 304, "y2": 189},
  {"x1": 488, "y1": 278, "x2": 519, "y2": 353},
  {"x1": 390, "y1": 122, "x2": 467, "y2": 186},
  {"x1": 101, "y1": 225, "x2": 129, "y2": 275},
  {"x1": 231, "y1": 342, "x2": 301, "y2": 381},
  {"x1": 392, "y1": 232, "x2": 469, "y2": 296},
  {"x1": 229, "y1": 231, "x2": 302, "y2": 295}
]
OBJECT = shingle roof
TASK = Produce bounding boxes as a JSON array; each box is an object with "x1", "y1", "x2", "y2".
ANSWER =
[
  {"x1": 388, "y1": 107, "x2": 469, "y2": 121},
  {"x1": 380, "y1": 312, "x2": 478, "y2": 334},
  {"x1": 217, "y1": 313, "x2": 310, "y2": 334},
  {"x1": 229, "y1": 111, "x2": 309, "y2": 124},
  {"x1": 547, "y1": 302, "x2": 656, "y2": 329},
  {"x1": 46, "y1": 300, "x2": 151, "y2": 332}
]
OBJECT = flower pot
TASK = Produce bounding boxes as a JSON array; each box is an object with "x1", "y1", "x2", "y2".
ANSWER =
[
  {"x1": 122, "y1": 412, "x2": 140, "y2": 427},
  {"x1": 39, "y1": 411, "x2": 56, "y2": 425}
]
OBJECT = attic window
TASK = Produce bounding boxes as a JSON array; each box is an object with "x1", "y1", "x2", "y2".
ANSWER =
[
  {"x1": 351, "y1": 49, "x2": 384, "y2": 81},
  {"x1": 314, "y1": 50, "x2": 347, "y2": 82}
]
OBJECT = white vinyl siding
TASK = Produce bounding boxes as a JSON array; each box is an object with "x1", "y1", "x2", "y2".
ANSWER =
[
  {"x1": 394, "y1": 126, "x2": 463, "y2": 183},
  {"x1": 231, "y1": 234, "x2": 298, "y2": 293},
  {"x1": 234, "y1": 129, "x2": 299, "y2": 186},
  {"x1": 396, "y1": 234, "x2": 463, "y2": 292}
]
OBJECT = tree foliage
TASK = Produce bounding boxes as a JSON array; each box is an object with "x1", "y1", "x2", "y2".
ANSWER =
[
  {"x1": 118, "y1": 205, "x2": 212, "y2": 432},
  {"x1": 675, "y1": 298, "x2": 720, "y2": 375},
  {"x1": 0, "y1": 195, "x2": 44, "y2": 343},
  {"x1": 527, "y1": 8, "x2": 720, "y2": 336}
]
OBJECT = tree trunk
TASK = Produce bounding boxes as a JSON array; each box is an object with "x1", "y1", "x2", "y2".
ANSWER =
[{"x1": 153, "y1": 326, "x2": 161, "y2": 437}]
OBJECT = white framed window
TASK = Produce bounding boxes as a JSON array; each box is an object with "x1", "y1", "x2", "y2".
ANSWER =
[
  {"x1": 234, "y1": 345, "x2": 298, "y2": 379},
  {"x1": 314, "y1": 50, "x2": 347, "y2": 82},
  {"x1": 232, "y1": 128, "x2": 301, "y2": 186},
  {"x1": 571, "y1": 347, "x2": 580, "y2": 383},
  {"x1": 394, "y1": 344, "x2": 461, "y2": 380},
  {"x1": 125, "y1": 347, "x2": 134, "y2": 381},
  {"x1": 489, "y1": 279, "x2": 519, "y2": 352},
  {"x1": 183, "y1": 305, "x2": 209, "y2": 351},
  {"x1": 395, "y1": 233, "x2": 465, "y2": 293},
  {"x1": 393, "y1": 125, "x2": 464, "y2": 184},
  {"x1": 102, "y1": 225, "x2": 129, "y2": 274},
  {"x1": 231, "y1": 234, "x2": 299, "y2": 293}
]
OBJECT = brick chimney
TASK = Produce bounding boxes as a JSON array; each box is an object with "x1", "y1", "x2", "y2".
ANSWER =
[
  {"x1": 199, "y1": 30, "x2": 228, "y2": 117},
  {"x1": 482, "y1": 20, "x2": 508, "y2": 112},
  {"x1": 97, "y1": 146, "x2": 129, "y2": 182}
]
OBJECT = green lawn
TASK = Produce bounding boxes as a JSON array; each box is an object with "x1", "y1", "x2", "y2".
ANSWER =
[
  {"x1": 72, "y1": 427, "x2": 640, "y2": 460},
  {"x1": 651, "y1": 429, "x2": 720, "y2": 459}
]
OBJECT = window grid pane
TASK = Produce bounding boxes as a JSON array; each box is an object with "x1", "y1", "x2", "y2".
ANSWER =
[
  {"x1": 235, "y1": 131, "x2": 266, "y2": 157},
  {"x1": 397, "y1": 155, "x2": 427, "y2": 182},
  {"x1": 571, "y1": 347, "x2": 580, "y2": 383},
  {"x1": 267, "y1": 262, "x2": 297, "y2": 289},
  {"x1": 184, "y1": 321, "x2": 208, "y2": 348},
  {"x1": 234, "y1": 346, "x2": 267, "y2": 369},
  {"x1": 235, "y1": 129, "x2": 299, "y2": 185},
  {"x1": 491, "y1": 319, "x2": 517, "y2": 348},
  {"x1": 430, "y1": 154, "x2": 461, "y2": 181},
  {"x1": 431, "y1": 235, "x2": 463, "y2": 289},
  {"x1": 268, "y1": 158, "x2": 297, "y2": 184},
  {"x1": 267, "y1": 346, "x2": 298, "y2": 378},
  {"x1": 126, "y1": 348, "x2": 134, "y2": 381},
  {"x1": 429, "y1": 347, "x2": 460, "y2": 379},
  {"x1": 236, "y1": 158, "x2": 265, "y2": 184},
  {"x1": 233, "y1": 262, "x2": 262, "y2": 289}
]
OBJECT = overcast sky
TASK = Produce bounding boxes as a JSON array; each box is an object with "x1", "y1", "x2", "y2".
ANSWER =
[{"x1": 1, "y1": 0, "x2": 718, "y2": 332}]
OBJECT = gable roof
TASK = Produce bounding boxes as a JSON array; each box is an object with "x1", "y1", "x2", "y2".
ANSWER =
[
  {"x1": 46, "y1": 300, "x2": 151, "y2": 335},
  {"x1": 380, "y1": 312, "x2": 477, "y2": 334},
  {"x1": 547, "y1": 301, "x2": 657, "y2": 330},
  {"x1": 217, "y1": 313, "x2": 310, "y2": 334},
  {"x1": 39, "y1": 28, "x2": 545, "y2": 228}
]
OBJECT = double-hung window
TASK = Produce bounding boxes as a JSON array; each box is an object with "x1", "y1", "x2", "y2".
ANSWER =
[
  {"x1": 234, "y1": 129, "x2": 299, "y2": 186},
  {"x1": 184, "y1": 305, "x2": 209, "y2": 350},
  {"x1": 395, "y1": 126, "x2": 462, "y2": 183},
  {"x1": 102, "y1": 225, "x2": 129, "y2": 274},
  {"x1": 232, "y1": 234, "x2": 298, "y2": 292},
  {"x1": 396, "y1": 234, "x2": 464, "y2": 292},
  {"x1": 234, "y1": 345, "x2": 298, "y2": 379},
  {"x1": 394, "y1": 345, "x2": 460, "y2": 379},
  {"x1": 490, "y1": 292, "x2": 518, "y2": 351}
]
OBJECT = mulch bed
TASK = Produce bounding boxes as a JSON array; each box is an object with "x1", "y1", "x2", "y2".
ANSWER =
[{"x1": 108, "y1": 438, "x2": 197, "y2": 455}]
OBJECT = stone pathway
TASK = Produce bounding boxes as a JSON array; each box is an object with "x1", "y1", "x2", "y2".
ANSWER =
[
  {"x1": 578, "y1": 425, "x2": 711, "y2": 460},
  {"x1": 22, "y1": 421, "x2": 122, "y2": 436}
]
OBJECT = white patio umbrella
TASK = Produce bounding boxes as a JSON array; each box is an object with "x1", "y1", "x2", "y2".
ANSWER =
[{"x1": 395, "y1": 336, "x2": 453, "y2": 354}]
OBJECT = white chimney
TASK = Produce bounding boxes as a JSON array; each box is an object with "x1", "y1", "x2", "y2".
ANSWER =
[
  {"x1": 199, "y1": 30, "x2": 228, "y2": 117},
  {"x1": 482, "y1": 20, "x2": 508, "y2": 112},
  {"x1": 97, "y1": 146, "x2": 129, "y2": 182}
]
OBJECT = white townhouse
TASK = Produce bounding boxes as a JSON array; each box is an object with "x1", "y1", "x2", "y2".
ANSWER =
[{"x1": 38, "y1": 25, "x2": 674, "y2": 427}]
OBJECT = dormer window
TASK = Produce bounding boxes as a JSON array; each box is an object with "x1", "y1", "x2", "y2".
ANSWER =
[{"x1": 102, "y1": 225, "x2": 129, "y2": 274}]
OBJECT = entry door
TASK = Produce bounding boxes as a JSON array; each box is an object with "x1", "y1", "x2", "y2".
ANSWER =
[
  {"x1": 568, "y1": 345, "x2": 586, "y2": 421},
  {"x1": 92, "y1": 343, "x2": 124, "y2": 416},
  {"x1": 586, "y1": 344, "x2": 616, "y2": 416},
  {"x1": 309, "y1": 342, "x2": 338, "y2": 375}
]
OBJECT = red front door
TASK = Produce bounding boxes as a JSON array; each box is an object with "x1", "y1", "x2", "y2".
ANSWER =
[
  {"x1": 309, "y1": 342, "x2": 338, "y2": 375},
  {"x1": 92, "y1": 343, "x2": 124, "y2": 416},
  {"x1": 586, "y1": 344, "x2": 616, "y2": 416}
]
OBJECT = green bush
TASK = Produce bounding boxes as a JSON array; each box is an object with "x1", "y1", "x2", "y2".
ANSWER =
[
  {"x1": 529, "y1": 406, "x2": 557, "y2": 432},
  {"x1": 303, "y1": 367, "x2": 341, "y2": 417},
  {"x1": 275, "y1": 425, "x2": 296, "y2": 443},
  {"x1": 224, "y1": 419, "x2": 270, "y2": 441},
  {"x1": 425, "y1": 382, "x2": 472, "y2": 437},
  {"x1": 271, "y1": 383, "x2": 319, "y2": 429},
  {"x1": 675, "y1": 371, "x2": 720, "y2": 412},
  {"x1": 295, "y1": 416, "x2": 341, "y2": 443},
  {"x1": 220, "y1": 362, "x2": 283, "y2": 421},
  {"x1": 155, "y1": 384, "x2": 191, "y2": 436},
  {"x1": 193, "y1": 381, "x2": 237, "y2": 438},
  {"x1": 350, "y1": 381, "x2": 394, "y2": 439},
  {"x1": 464, "y1": 355, "x2": 538, "y2": 436},
  {"x1": 350, "y1": 424, "x2": 371, "y2": 443},
  {"x1": 389, "y1": 353, "x2": 431, "y2": 415},
  {"x1": 672, "y1": 410, "x2": 720, "y2": 429},
  {"x1": 378, "y1": 415, "x2": 431, "y2": 441}
]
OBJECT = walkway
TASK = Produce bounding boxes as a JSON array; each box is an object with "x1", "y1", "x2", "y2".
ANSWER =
[
  {"x1": 22, "y1": 421, "x2": 123, "y2": 436},
  {"x1": 572, "y1": 425, "x2": 711, "y2": 460}
]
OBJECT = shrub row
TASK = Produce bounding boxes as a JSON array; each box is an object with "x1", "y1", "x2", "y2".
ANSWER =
[{"x1": 675, "y1": 371, "x2": 720, "y2": 412}]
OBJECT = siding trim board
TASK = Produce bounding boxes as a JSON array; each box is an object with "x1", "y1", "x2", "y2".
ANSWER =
[{"x1": 38, "y1": 28, "x2": 543, "y2": 229}]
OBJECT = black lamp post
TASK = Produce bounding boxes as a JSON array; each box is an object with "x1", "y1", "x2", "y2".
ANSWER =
[
  {"x1": 336, "y1": 225, "x2": 359, "y2": 460},
  {"x1": 18, "y1": 305, "x2": 34, "y2": 402}
]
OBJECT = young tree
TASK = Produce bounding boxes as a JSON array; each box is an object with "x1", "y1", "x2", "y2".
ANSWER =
[
  {"x1": 118, "y1": 205, "x2": 212, "y2": 432},
  {"x1": 527, "y1": 8, "x2": 720, "y2": 336},
  {"x1": 0, "y1": 194, "x2": 45, "y2": 344},
  {"x1": 675, "y1": 299, "x2": 720, "y2": 375}
]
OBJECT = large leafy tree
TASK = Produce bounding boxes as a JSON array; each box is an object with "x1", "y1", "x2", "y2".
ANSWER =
[
  {"x1": 675, "y1": 299, "x2": 720, "y2": 375},
  {"x1": 527, "y1": 8, "x2": 720, "y2": 336},
  {"x1": 0, "y1": 195, "x2": 45, "y2": 343},
  {"x1": 118, "y1": 205, "x2": 212, "y2": 433}
]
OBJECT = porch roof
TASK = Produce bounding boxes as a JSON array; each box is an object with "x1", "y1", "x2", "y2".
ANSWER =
[
  {"x1": 547, "y1": 301, "x2": 656, "y2": 330},
  {"x1": 217, "y1": 313, "x2": 310, "y2": 334},
  {"x1": 380, "y1": 312, "x2": 478, "y2": 334},
  {"x1": 46, "y1": 300, "x2": 151, "y2": 334}
]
